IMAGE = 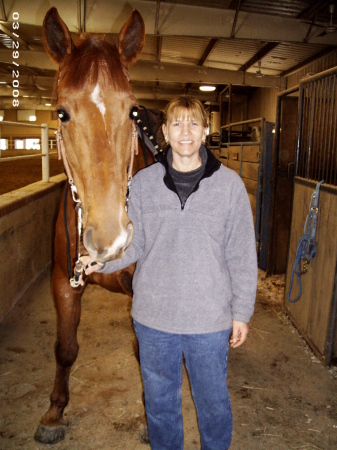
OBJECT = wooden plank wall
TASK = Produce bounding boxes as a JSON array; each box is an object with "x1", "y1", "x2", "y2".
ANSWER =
[
  {"x1": 220, "y1": 144, "x2": 260, "y2": 223},
  {"x1": 285, "y1": 178, "x2": 337, "y2": 363}
]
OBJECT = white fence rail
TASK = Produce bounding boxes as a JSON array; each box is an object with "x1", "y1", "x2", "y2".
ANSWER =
[{"x1": 0, "y1": 121, "x2": 57, "y2": 182}]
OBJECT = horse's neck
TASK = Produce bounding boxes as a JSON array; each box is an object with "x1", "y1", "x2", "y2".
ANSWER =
[{"x1": 133, "y1": 141, "x2": 156, "y2": 174}]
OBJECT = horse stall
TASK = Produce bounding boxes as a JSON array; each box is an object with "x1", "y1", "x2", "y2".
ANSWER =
[
  {"x1": 210, "y1": 114, "x2": 274, "y2": 272},
  {"x1": 283, "y1": 67, "x2": 337, "y2": 366}
]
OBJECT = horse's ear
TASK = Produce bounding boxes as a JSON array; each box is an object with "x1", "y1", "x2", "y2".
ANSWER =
[
  {"x1": 42, "y1": 7, "x2": 74, "y2": 65},
  {"x1": 118, "y1": 10, "x2": 145, "y2": 68}
]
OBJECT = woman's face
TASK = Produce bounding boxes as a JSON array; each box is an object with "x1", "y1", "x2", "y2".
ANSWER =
[{"x1": 162, "y1": 109, "x2": 206, "y2": 169}]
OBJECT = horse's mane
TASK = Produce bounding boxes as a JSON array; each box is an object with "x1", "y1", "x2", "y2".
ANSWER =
[{"x1": 57, "y1": 36, "x2": 131, "y2": 93}]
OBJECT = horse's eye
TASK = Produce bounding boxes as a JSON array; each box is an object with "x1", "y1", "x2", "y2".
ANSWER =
[
  {"x1": 129, "y1": 106, "x2": 139, "y2": 120},
  {"x1": 57, "y1": 108, "x2": 70, "y2": 123}
]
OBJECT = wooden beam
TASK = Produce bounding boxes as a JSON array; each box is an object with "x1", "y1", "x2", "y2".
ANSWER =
[
  {"x1": 0, "y1": 24, "x2": 29, "y2": 50},
  {"x1": 198, "y1": 38, "x2": 218, "y2": 66},
  {"x1": 231, "y1": 0, "x2": 245, "y2": 38},
  {"x1": 238, "y1": 42, "x2": 279, "y2": 72},
  {"x1": 297, "y1": 0, "x2": 329, "y2": 19}
]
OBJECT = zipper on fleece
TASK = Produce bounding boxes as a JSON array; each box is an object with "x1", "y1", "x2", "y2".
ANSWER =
[{"x1": 179, "y1": 190, "x2": 195, "y2": 210}]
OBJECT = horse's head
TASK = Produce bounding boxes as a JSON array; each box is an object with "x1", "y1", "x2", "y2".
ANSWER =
[{"x1": 43, "y1": 8, "x2": 145, "y2": 263}]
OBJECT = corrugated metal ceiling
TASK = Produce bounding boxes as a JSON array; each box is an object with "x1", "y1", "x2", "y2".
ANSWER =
[{"x1": 0, "y1": 0, "x2": 336, "y2": 108}]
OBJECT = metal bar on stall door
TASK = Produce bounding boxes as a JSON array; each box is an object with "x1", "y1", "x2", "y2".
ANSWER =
[
  {"x1": 313, "y1": 80, "x2": 320, "y2": 181},
  {"x1": 322, "y1": 77, "x2": 331, "y2": 183},
  {"x1": 302, "y1": 84, "x2": 310, "y2": 178},
  {"x1": 306, "y1": 81, "x2": 316, "y2": 179},
  {"x1": 332, "y1": 76, "x2": 337, "y2": 186},
  {"x1": 314, "y1": 79, "x2": 322, "y2": 182},
  {"x1": 319, "y1": 77, "x2": 328, "y2": 183},
  {"x1": 326, "y1": 76, "x2": 336, "y2": 185},
  {"x1": 295, "y1": 84, "x2": 305, "y2": 177}
]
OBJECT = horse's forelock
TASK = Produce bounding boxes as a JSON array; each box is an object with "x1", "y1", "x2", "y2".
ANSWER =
[{"x1": 58, "y1": 37, "x2": 130, "y2": 92}]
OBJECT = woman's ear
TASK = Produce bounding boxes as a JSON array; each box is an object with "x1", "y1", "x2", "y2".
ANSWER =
[{"x1": 162, "y1": 123, "x2": 168, "y2": 143}]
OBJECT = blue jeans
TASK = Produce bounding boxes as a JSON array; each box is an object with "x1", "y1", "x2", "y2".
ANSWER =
[{"x1": 133, "y1": 320, "x2": 232, "y2": 450}]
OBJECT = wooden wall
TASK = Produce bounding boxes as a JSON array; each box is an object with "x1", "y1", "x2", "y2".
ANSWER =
[
  {"x1": 247, "y1": 88, "x2": 278, "y2": 123},
  {"x1": 285, "y1": 178, "x2": 337, "y2": 364},
  {"x1": 220, "y1": 144, "x2": 259, "y2": 224}
]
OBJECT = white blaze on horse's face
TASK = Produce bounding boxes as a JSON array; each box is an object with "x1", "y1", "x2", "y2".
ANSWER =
[{"x1": 91, "y1": 83, "x2": 106, "y2": 121}]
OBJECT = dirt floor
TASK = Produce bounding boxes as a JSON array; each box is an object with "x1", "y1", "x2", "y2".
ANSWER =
[
  {"x1": 1, "y1": 157, "x2": 337, "y2": 449},
  {"x1": 0, "y1": 154, "x2": 64, "y2": 195},
  {"x1": 0, "y1": 269, "x2": 336, "y2": 450}
]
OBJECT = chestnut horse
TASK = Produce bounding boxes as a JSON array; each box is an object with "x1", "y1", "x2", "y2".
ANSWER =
[{"x1": 34, "y1": 7, "x2": 157, "y2": 444}]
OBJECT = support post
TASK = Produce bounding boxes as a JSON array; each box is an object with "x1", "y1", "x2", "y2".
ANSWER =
[{"x1": 41, "y1": 124, "x2": 49, "y2": 182}]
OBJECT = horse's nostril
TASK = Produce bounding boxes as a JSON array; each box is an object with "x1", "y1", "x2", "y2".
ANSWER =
[
  {"x1": 83, "y1": 228, "x2": 94, "y2": 252},
  {"x1": 83, "y1": 228, "x2": 98, "y2": 253}
]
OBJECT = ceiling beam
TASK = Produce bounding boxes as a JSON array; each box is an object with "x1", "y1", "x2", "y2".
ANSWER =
[
  {"x1": 183, "y1": 38, "x2": 219, "y2": 93},
  {"x1": 238, "y1": 42, "x2": 279, "y2": 72},
  {"x1": 129, "y1": 60, "x2": 285, "y2": 89},
  {"x1": 0, "y1": 48, "x2": 285, "y2": 88},
  {"x1": 303, "y1": 8, "x2": 320, "y2": 44},
  {"x1": 230, "y1": 0, "x2": 244, "y2": 38},
  {"x1": 297, "y1": 0, "x2": 329, "y2": 19},
  {"x1": 198, "y1": 38, "x2": 219, "y2": 67},
  {"x1": 0, "y1": 24, "x2": 30, "y2": 50}
]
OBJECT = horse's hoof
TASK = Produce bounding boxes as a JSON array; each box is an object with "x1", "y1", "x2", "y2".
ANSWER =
[
  {"x1": 139, "y1": 423, "x2": 150, "y2": 445},
  {"x1": 34, "y1": 423, "x2": 66, "y2": 444}
]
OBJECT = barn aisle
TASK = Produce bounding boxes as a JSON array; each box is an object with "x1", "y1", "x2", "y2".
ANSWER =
[{"x1": 0, "y1": 269, "x2": 336, "y2": 450}]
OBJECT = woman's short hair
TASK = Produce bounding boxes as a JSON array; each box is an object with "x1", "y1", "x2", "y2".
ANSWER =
[{"x1": 164, "y1": 95, "x2": 208, "y2": 128}]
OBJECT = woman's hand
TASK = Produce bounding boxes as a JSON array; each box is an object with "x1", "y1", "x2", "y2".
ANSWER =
[
  {"x1": 230, "y1": 321, "x2": 249, "y2": 348},
  {"x1": 80, "y1": 256, "x2": 105, "y2": 276}
]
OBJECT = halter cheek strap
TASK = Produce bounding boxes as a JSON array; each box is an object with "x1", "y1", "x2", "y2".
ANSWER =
[{"x1": 126, "y1": 121, "x2": 138, "y2": 211}]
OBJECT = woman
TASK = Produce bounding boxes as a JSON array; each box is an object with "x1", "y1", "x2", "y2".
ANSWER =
[{"x1": 82, "y1": 95, "x2": 257, "y2": 449}]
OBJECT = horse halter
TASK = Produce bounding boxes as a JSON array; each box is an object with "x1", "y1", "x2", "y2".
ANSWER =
[{"x1": 55, "y1": 113, "x2": 139, "y2": 288}]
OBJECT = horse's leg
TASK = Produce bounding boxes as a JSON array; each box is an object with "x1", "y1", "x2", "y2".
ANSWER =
[
  {"x1": 35, "y1": 184, "x2": 84, "y2": 444},
  {"x1": 35, "y1": 267, "x2": 83, "y2": 444}
]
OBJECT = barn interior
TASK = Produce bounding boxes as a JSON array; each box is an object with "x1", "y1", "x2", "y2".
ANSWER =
[{"x1": 0, "y1": 1, "x2": 337, "y2": 449}]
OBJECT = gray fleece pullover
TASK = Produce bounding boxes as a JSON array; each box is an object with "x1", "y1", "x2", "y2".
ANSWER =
[{"x1": 100, "y1": 147, "x2": 257, "y2": 334}]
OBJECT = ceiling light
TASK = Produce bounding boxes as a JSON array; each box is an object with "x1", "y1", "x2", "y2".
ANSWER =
[
  {"x1": 45, "y1": 103, "x2": 52, "y2": 106},
  {"x1": 199, "y1": 85, "x2": 216, "y2": 92}
]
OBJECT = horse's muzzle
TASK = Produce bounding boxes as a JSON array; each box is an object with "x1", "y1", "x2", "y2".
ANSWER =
[{"x1": 83, "y1": 222, "x2": 133, "y2": 263}]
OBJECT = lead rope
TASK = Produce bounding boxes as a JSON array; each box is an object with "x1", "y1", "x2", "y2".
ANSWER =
[
  {"x1": 55, "y1": 118, "x2": 138, "y2": 287},
  {"x1": 287, "y1": 180, "x2": 324, "y2": 303}
]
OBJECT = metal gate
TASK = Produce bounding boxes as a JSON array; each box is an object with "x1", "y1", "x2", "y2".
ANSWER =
[{"x1": 296, "y1": 67, "x2": 337, "y2": 186}]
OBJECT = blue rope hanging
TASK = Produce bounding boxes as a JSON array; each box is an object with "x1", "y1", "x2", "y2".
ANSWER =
[{"x1": 288, "y1": 180, "x2": 324, "y2": 303}]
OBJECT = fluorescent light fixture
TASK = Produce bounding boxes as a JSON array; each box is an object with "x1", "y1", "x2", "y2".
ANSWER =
[
  {"x1": 199, "y1": 85, "x2": 216, "y2": 92},
  {"x1": 29, "y1": 115, "x2": 37, "y2": 122},
  {"x1": 45, "y1": 103, "x2": 52, "y2": 106}
]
